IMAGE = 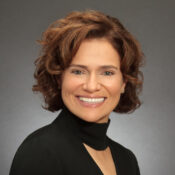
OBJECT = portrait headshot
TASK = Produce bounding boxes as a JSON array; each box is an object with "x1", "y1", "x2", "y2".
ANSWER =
[
  {"x1": 0, "y1": 0, "x2": 175, "y2": 175},
  {"x1": 9, "y1": 9, "x2": 143, "y2": 175}
]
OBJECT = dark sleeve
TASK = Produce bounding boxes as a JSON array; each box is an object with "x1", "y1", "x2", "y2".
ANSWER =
[
  {"x1": 126, "y1": 149, "x2": 141, "y2": 175},
  {"x1": 9, "y1": 138, "x2": 63, "y2": 175}
]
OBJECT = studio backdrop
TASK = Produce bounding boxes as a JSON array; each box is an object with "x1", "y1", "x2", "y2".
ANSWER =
[{"x1": 0, "y1": 0, "x2": 175, "y2": 175}]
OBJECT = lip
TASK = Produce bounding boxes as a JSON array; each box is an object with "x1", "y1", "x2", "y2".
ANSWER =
[
  {"x1": 76, "y1": 96, "x2": 106, "y2": 108},
  {"x1": 76, "y1": 95, "x2": 106, "y2": 98}
]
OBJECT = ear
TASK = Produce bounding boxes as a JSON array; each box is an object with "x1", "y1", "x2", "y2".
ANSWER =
[{"x1": 121, "y1": 81, "x2": 126, "y2": 94}]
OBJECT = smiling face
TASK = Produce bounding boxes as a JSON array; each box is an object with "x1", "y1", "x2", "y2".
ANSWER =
[{"x1": 61, "y1": 38, "x2": 125, "y2": 123}]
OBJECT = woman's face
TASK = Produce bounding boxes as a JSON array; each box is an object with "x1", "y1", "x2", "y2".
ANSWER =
[{"x1": 61, "y1": 38, "x2": 125, "y2": 123}]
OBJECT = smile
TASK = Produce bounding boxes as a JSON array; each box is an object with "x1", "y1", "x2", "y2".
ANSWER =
[
  {"x1": 76, "y1": 96, "x2": 106, "y2": 108},
  {"x1": 79, "y1": 97, "x2": 105, "y2": 103}
]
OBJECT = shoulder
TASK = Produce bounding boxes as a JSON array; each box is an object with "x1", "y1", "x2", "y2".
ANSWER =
[
  {"x1": 9, "y1": 117, "x2": 65, "y2": 175},
  {"x1": 108, "y1": 137, "x2": 136, "y2": 157},
  {"x1": 16, "y1": 116, "x2": 67, "y2": 155},
  {"x1": 108, "y1": 137, "x2": 140, "y2": 174}
]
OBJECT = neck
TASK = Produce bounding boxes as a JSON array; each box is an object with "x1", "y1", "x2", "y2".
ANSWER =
[{"x1": 60, "y1": 107, "x2": 111, "y2": 150}]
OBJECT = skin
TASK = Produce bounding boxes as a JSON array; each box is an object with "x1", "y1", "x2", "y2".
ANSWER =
[
  {"x1": 83, "y1": 144, "x2": 117, "y2": 175},
  {"x1": 61, "y1": 38, "x2": 124, "y2": 174},
  {"x1": 61, "y1": 38, "x2": 125, "y2": 123}
]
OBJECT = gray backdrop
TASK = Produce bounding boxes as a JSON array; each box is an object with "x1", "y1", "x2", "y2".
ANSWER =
[{"x1": 1, "y1": 0, "x2": 175, "y2": 174}]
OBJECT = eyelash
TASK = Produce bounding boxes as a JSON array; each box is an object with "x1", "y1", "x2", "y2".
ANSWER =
[
  {"x1": 103, "y1": 71, "x2": 115, "y2": 76},
  {"x1": 71, "y1": 69, "x2": 84, "y2": 75},
  {"x1": 70, "y1": 69, "x2": 115, "y2": 76}
]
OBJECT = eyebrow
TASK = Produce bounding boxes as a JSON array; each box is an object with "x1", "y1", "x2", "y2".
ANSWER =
[{"x1": 69, "y1": 64, "x2": 119, "y2": 70}]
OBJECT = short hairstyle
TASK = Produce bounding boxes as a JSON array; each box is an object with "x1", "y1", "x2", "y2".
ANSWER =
[{"x1": 33, "y1": 10, "x2": 144, "y2": 113}]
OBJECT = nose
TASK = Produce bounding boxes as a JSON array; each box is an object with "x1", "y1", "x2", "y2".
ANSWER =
[{"x1": 83, "y1": 73, "x2": 101, "y2": 92}]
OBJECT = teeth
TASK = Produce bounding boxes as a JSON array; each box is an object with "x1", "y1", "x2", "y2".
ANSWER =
[{"x1": 79, "y1": 97, "x2": 105, "y2": 103}]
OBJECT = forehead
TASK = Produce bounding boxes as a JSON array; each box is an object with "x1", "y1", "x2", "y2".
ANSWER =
[{"x1": 71, "y1": 38, "x2": 121, "y2": 67}]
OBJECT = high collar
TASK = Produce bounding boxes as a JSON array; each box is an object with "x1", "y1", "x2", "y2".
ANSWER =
[{"x1": 58, "y1": 107, "x2": 111, "y2": 150}]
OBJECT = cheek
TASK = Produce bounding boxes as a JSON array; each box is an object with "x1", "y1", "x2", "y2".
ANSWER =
[
  {"x1": 109, "y1": 86, "x2": 122, "y2": 98},
  {"x1": 61, "y1": 76, "x2": 81, "y2": 94},
  {"x1": 105, "y1": 79, "x2": 123, "y2": 96}
]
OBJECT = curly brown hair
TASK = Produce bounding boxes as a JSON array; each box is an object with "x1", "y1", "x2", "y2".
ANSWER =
[{"x1": 33, "y1": 10, "x2": 144, "y2": 113}]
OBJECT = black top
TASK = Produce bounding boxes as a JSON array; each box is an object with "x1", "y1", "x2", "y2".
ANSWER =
[{"x1": 9, "y1": 107, "x2": 140, "y2": 175}]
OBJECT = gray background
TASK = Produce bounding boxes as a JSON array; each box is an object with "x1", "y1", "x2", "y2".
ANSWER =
[{"x1": 1, "y1": 0, "x2": 175, "y2": 174}]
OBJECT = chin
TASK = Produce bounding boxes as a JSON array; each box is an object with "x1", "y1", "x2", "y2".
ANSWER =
[
  {"x1": 64, "y1": 102, "x2": 110, "y2": 123},
  {"x1": 75, "y1": 112, "x2": 108, "y2": 123}
]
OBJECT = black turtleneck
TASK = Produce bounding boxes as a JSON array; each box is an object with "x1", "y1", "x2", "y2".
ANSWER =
[
  {"x1": 61, "y1": 106, "x2": 111, "y2": 150},
  {"x1": 10, "y1": 108, "x2": 140, "y2": 175}
]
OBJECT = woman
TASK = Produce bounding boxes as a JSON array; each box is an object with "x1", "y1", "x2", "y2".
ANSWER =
[{"x1": 10, "y1": 10, "x2": 143, "y2": 175}]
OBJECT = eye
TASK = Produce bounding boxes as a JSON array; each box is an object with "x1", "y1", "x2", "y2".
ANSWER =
[
  {"x1": 103, "y1": 71, "x2": 114, "y2": 76},
  {"x1": 71, "y1": 69, "x2": 84, "y2": 75}
]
